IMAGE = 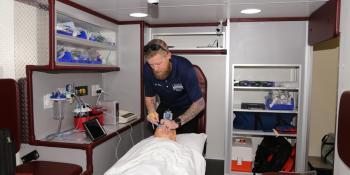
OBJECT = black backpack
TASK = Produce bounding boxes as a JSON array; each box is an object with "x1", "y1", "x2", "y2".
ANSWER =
[
  {"x1": 0, "y1": 128, "x2": 16, "y2": 175},
  {"x1": 321, "y1": 133, "x2": 335, "y2": 165},
  {"x1": 252, "y1": 136, "x2": 292, "y2": 173}
]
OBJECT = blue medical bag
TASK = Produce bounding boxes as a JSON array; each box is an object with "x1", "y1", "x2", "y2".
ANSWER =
[{"x1": 233, "y1": 112, "x2": 295, "y2": 132}]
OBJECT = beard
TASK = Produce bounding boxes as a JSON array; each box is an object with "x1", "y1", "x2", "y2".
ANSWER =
[
  {"x1": 153, "y1": 63, "x2": 171, "y2": 80},
  {"x1": 154, "y1": 69, "x2": 171, "y2": 80}
]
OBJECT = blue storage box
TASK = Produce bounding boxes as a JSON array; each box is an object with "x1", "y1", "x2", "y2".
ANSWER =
[{"x1": 265, "y1": 98, "x2": 294, "y2": 110}]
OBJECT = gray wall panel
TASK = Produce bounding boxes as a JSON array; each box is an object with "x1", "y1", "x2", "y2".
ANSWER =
[
  {"x1": 32, "y1": 72, "x2": 102, "y2": 139},
  {"x1": 180, "y1": 54, "x2": 227, "y2": 160},
  {"x1": 103, "y1": 24, "x2": 141, "y2": 116}
]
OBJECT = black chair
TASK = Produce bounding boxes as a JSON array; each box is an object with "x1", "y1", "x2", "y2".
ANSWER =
[
  {"x1": 193, "y1": 65, "x2": 207, "y2": 134},
  {"x1": 338, "y1": 91, "x2": 350, "y2": 168}
]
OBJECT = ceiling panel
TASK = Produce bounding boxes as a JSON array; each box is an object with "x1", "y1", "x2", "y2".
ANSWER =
[
  {"x1": 70, "y1": 0, "x2": 118, "y2": 10},
  {"x1": 98, "y1": 4, "x2": 227, "y2": 24},
  {"x1": 70, "y1": 0, "x2": 329, "y2": 24},
  {"x1": 229, "y1": 0, "x2": 328, "y2": 3},
  {"x1": 230, "y1": 1, "x2": 327, "y2": 18}
]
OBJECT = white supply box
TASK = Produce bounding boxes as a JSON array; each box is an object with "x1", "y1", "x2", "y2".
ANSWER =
[
  {"x1": 119, "y1": 110, "x2": 138, "y2": 123},
  {"x1": 232, "y1": 137, "x2": 253, "y2": 163}
]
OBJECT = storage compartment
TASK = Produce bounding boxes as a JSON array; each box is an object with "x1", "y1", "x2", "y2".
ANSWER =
[
  {"x1": 230, "y1": 64, "x2": 302, "y2": 174},
  {"x1": 152, "y1": 32, "x2": 225, "y2": 50},
  {"x1": 55, "y1": 10, "x2": 118, "y2": 67}
]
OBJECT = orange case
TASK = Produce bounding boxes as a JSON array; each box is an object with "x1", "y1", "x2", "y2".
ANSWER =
[{"x1": 231, "y1": 160, "x2": 252, "y2": 172}]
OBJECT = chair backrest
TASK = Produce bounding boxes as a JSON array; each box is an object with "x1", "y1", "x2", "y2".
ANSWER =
[
  {"x1": 338, "y1": 91, "x2": 350, "y2": 168},
  {"x1": 0, "y1": 79, "x2": 21, "y2": 152},
  {"x1": 18, "y1": 78, "x2": 29, "y2": 143},
  {"x1": 193, "y1": 65, "x2": 207, "y2": 134}
]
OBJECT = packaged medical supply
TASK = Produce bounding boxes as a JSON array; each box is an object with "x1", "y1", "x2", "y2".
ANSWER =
[
  {"x1": 56, "y1": 22, "x2": 74, "y2": 36},
  {"x1": 265, "y1": 90, "x2": 294, "y2": 110}
]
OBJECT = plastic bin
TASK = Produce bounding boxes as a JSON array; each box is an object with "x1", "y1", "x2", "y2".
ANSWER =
[{"x1": 265, "y1": 98, "x2": 294, "y2": 110}]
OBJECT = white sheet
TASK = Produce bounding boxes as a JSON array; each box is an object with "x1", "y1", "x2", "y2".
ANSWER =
[{"x1": 104, "y1": 137, "x2": 206, "y2": 175}]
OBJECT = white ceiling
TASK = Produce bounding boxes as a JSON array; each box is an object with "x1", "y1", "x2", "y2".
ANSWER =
[{"x1": 70, "y1": 0, "x2": 329, "y2": 24}]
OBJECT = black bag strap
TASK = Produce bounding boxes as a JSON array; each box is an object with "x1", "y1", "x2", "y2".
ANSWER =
[
  {"x1": 322, "y1": 134, "x2": 328, "y2": 143},
  {"x1": 322, "y1": 134, "x2": 335, "y2": 145},
  {"x1": 324, "y1": 148, "x2": 335, "y2": 160},
  {"x1": 321, "y1": 133, "x2": 335, "y2": 161}
]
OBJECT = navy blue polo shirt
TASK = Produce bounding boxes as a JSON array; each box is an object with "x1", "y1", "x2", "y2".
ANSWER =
[{"x1": 144, "y1": 55, "x2": 202, "y2": 111}]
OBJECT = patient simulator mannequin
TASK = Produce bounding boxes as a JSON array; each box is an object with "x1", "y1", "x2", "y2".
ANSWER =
[{"x1": 154, "y1": 127, "x2": 176, "y2": 141}]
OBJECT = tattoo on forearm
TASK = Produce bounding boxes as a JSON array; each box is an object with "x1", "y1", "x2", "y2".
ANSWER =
[
  {"x1": 145, "y1": 97, "x2": 157, "y2": 113},
  {"x1": 180, "y1": 97, "x2": 205, "y2": 125}
]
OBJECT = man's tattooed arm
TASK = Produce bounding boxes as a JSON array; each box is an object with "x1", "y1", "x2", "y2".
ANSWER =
[{"x1": 178, "y1": 97, "x2": 205, "y2": 125}]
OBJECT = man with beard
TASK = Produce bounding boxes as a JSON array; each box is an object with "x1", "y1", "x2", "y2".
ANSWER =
[{"x1": 144, "y1": 39, "x2": 205, "y2": 133}]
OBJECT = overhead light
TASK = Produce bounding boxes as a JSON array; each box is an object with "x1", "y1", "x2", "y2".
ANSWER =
[
  {"x1": 129, "y1": 13, "x2": 148, "y2": 18},
  {"x1": 147, "y1": 0, "x2": 159, "y2": 5},
  {"x1": 240, "y1": 8, "x2": 261, "y2": 14}
]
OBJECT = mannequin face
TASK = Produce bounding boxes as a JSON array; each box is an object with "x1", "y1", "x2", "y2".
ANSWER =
[
  {"x1": 147, "y1": 52, "x2": 171, "y2": 80},
  {"x1": 154, "y1": 127, "x2": 176, "y2": 141}
]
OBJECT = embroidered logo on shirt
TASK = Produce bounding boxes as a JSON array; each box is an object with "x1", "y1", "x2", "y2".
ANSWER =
[
  {"x1": 154, "y1": 83, "x2": 162, "y2": 87},
  {"x1": 172, "y1": 83, "x2": 184, "y2": 91}
]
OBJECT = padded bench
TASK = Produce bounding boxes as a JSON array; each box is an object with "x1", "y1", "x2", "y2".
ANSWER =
[{"x1": 16, "y1": 161, "x2": 82, "y2": 175}]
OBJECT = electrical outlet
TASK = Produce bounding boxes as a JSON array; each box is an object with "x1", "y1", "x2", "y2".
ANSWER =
[
  {"x1": 91, "y1": 84, "x2": 100, "y2": 96},
  {"x1": 75, "y1": 86, "x2": 88, "y2": 96},
  {"x1": 43, "y1": 94, "x2": 53, "y2": 109}
]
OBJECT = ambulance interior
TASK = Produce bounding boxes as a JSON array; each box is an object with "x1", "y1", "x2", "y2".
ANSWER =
[{"x1": 1, "y1": 0, "x2": 350, "y2": 175}]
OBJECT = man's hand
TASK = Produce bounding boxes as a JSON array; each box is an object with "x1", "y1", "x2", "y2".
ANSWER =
[
  {"x1": 160, "y1": 119, "x2": 179, "y2": 130},
  {"x1": 147, "y1": 112, "x2": 159, "y2": 124}
]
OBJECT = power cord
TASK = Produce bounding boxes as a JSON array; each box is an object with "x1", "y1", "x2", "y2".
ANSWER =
[
  {"x1": 127, "y1": 123, "x2": 135, "y2": 146},
  {"x1": 95, "y1": 88, "x2": 109, "y2": 106},
  {"x1": 115, "y1": 130, "x2": 122, "y2": 160},
  {"x1": 114, "y1": 123, "x2": 136, "y2": 160}
]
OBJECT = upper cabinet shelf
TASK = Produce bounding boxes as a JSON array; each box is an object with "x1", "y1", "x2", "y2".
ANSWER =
[
  {"x1": 53, "y1": 4, "x2": 119, "y2": 69},
  {"x1": 57, "y1": 34, "x2": 117, "y2": 50},
  {"x1": 233, "y1": 64, "x2": 301, "y2": 68},
  {"x1": 233, "y1": 86, "x2": 299, "y2": 91},
  {"x1": 232, "y1": 129, "x2": 297, "y2": 138},
  {"x1": 152, "y1": 32, "x2": 226, "y2": 54}
]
